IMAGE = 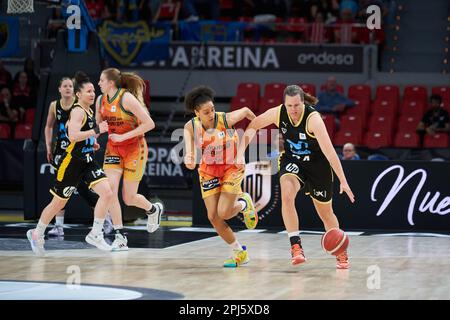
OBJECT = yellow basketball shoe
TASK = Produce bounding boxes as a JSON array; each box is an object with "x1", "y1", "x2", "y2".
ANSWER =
[
  {"x1": 223, "y1": 246, "x2": 250, "y2": 268},
  {"x1": 239, "y1": 193, "x2": 258, "y2": 229}
]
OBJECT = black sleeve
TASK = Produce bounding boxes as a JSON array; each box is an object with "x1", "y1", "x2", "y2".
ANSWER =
[{"x1": 421, "y1": 110, "x2": 432, "y2": 126}]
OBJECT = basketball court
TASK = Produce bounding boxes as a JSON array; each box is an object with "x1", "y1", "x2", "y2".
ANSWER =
[{"x1": 1, "y1": 223, "x2": 449, "y2": 300}]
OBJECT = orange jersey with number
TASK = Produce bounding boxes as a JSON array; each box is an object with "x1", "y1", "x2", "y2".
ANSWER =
[
  {"x1": 99, "y1": 88, "x2": 142, "y2": 146},
  {"x1": 192, "y1": 112, "x2": 239, "y2": 177}
]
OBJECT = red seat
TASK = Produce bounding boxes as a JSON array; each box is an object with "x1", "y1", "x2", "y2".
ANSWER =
[
  {"x1": 423, "y1": 134, "x2": 449, "y2": 148},
  {"x1": 340, "y1": 115, "x2": 364, "y2": 133},
  {"x1": 15, "y1": 124, "x2": 32, "y2": 139},
  {"x1": 298, "y1": 83, "x2": 316, "y2": 96},
  {"x1": 0, "y1": 124, "x2": 11, "y2": 139},
  {"x1": 443, "y1": 100, "x2": 450, "y2": 113},
  {"x1": 371, "y1": 98, "x2": 398, "y2": 118},
  {"x1": 231, "y1": 96, "x2": 257, "y2": 113},
  {"x1": 334, "y1": 128, "x2": 362, "y2": 146},
  {"x1": 398, "y1": 115, "x2": 420, "y2": 132},
  {"x1": 259, "y1": 96, "x2": 281, "y2": 114},
  {"x1": 264, "y1": 83, "x2": 286, "y2": 100},
  {"x1": 321, "y1": 114, "x2": 335, "y2": 138},
  {"x1": 376, "y1": 85, "x2": 399, "y2": 103},
  {"x1": 236, "y1": 82, "x2": 260, "y2": 107},
  {"x1": 368, "y1": 115, "x2": 394, "y2": 134},
  {"x1": 24, "y1": 108, "x2": 36, "y2": 125},
  {"x1": 345, "y1": 99, "x2": 370, "y2": 126},
  {"x1": 348, "y1": 84, "x2": 372, "y2": 103},
  {"x1": 432, "y1": 86, "x2": 450, "y2": 103},
  {"x1": 394, "y1": 131, "x2": 419, "y2": 148},
  {"x1": 404, "y1": 85, "x2": 427, "y2": 104},
  {"x1": 364, "y1": 131, "x2": 391, "y2": 148},
  {"x1": 400, "y1": 99, "x2": 426, "y2": 117},
  {"x1": 143, "y1": 80, "x2": 150, "y2": 109},
  {"x1": 285, "y1": 17, "x2": 307, "y2": 33},
  {"x1": 320, "y1": 83, "x2": 344, "y2": 94}
]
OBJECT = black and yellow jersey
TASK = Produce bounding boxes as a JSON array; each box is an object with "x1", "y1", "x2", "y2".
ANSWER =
[
  {"x1": 54, "y1": 98, "x2": 76, "y2": 152},
  {"x1": 65, "y1": 104, "x2": 96, "y2": 163}
]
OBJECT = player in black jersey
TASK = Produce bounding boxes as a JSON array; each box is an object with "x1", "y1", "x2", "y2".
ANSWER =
[
  {"x1": 239, "y1": 85, "x2": 355, "y2": 269},
  {"x1": 44, "y1": 77, "x2": 113, "y2": 237},
  {"x1": 27, "y1": 72, "x2": 113, "y2": 255}
]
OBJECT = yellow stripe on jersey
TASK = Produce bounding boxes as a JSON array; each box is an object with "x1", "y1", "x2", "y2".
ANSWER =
[
  {"x1": 56, "y1": 142, "x2": 75, "y2": 182},
  {"x1": 305, "y1": 111, "x2": 319, "y2": 138}
]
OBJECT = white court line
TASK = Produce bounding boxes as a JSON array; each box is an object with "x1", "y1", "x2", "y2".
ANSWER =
[
  {"x1": 238, "y1": 229, "x2": 267, "y2": 233},
  {"x1": 170, "y1": 227, "x2": 217, "y2": 233},
  {"x1": 372, "y1": 233, "x2": 450, "y2": 238},
  {"x1": 277, "y1": 230, "x2": 363, "y2": 236},
  {"x1": 123, "y1": 226, "x2": 147, "y2": 231}
]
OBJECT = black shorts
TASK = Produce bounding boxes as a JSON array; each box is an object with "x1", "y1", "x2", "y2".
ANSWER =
[
  {"x1": 50, "y1": 154, "x2": 107, "y2": 200},
  {"x1": 279, "y1": 155, "x2": 334, "y2": 203},
  {"x1": 51, "y1": 148, "x2": 66, "y2": 170}
]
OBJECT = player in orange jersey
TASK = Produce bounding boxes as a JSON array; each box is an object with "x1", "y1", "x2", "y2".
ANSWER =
[
  {"x1": 97, "y1": 68, "x2": 163, "y2": 251},
  {"x1": 183, "y1": 85, "x2": 258, "y2": 267}
]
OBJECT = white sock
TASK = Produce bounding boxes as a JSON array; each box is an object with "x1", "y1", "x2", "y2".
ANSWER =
[
  {"x1": 238, "y1": 199, "x2": 247, "y2": 211},
  {"x1": 288, "y1": 231, "x2": 300, "y2": 238},
  {"x1": 92, "y1": 218, "x2": 105, "y2": 235},
  {"x1": 55, "y1": 215, "x2": 64, "y2": 227},
  {"x1": 36, "y1": 220, "x2": 48, "y2": 237},
  {"x1": 229, "y1": 240, "x2": 243, "y2": 251},
  {"x1": 113, "y1": 224, "x2": 123, "y2": 230}
]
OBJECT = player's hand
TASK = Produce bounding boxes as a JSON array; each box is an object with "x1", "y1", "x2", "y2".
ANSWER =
[
  {"x1": 109, "y1": 133, "x2": 125, "y2": 143},
  {"x1": 93, "y1": 141, "x2": 100, "y2": 151},
  {"x1": 99, "y1": 120, "x2": 109, "y2": 134},
  {"x1": 340, "y1": 182, "x2": 355, "y2": 203},
  {"x1": 184, "y1": 154, "x2": 196, "y2": 170},
  {"x1": 46, "y1": 150, "x2": 53, "y2": 163}
]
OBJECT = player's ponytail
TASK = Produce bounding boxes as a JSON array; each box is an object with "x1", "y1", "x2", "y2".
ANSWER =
[
  {"x1": 284, "y1": 85, "x2": 319, "y2": 106},
  {"x1": 304, "y1": 92, "x2": 319, "y2": 105},
  {"x1": 102, "y1": 68, "x2": 146, "y2": 108}
]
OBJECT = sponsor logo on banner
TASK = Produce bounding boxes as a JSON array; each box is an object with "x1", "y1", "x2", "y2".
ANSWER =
[{"x1": 371, "y1": 165, "x2": 450, "y2": 226}]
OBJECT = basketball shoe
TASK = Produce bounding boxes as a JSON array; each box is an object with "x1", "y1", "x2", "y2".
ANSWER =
[
  {"x1": 47, "y1": 226, "x2": 64, "y2": 237},
  {"x1": 223, "y1": 245, "x2": 250, "y2": 268},
  {"x1": 291, "y1": 243, "x2": 306, "y2": 265},
  {"x1": 238, "y1": 193, "x2": 258, "y2": 229},
  {"x1": 27, "y1": 229, "x2": 45, "y2": 256},
  {"x1": 85, "y1": 231, "x2": 112, "y2": 251},
  {"x1": 147, "y1": 202, "x2": 164, "y2": 233},
  {"x1": 111, "y1": 232, "x2": 129, "y2": 251}
]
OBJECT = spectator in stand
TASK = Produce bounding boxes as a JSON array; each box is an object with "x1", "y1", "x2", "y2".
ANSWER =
[
  {"x1": 316, "y1": 76, "x2": 355, "y2": 116},
  {"x1": 416, "y1": 94, "x2": 450, "y2": 145},
  {"x1": 152, "y1": 0, "x2": 181, "y2": 24},
  {"x1": 0, "y1": 87, "x2": 18, "y2": 123},
  {"x1": 334, "y1": 5, "x2": 359, "y2": 44},
  {"x1": 11, "y1": 71, "x2": 36, "y2": 122},
  {"x1": 310, "y1": 11, "x2": 332, "y2": 43},
  {"x1": 182, "y1": 0, "x2": 220, "y2": 21},
  {"x1": 85, "y1": 0, "x2": 110, "y2": 22},
  {"x1": 309, "y1": 0, "x2": 340, "y2": 24},
  {"x1": 117, "y1": 0, "x2": 140, "y2": 22},
  {"x1": 0, "y1": 61, "x2": 12, "y2": 90},
  {"x1": 340, "y1": 143, "x2": 360, "y2": 160}
]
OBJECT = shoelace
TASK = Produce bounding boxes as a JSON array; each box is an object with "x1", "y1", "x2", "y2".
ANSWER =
[{"x1": 337, "y1": 251, "x2": 348, "y2": 262}]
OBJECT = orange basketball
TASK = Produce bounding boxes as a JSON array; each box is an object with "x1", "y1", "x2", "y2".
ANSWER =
[{"x1": 321, "y1": 228, "x2": 349, "y2": 256}]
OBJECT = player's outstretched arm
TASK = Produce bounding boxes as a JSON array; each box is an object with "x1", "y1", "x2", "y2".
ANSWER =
[{"x1": 226, "y1": 107, "x2": 256, "y2": 127}]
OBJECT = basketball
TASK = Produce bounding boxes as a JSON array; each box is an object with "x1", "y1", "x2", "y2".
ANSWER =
[{"x1": 321, "y1": 228, "x2": 349, "y2": 256}]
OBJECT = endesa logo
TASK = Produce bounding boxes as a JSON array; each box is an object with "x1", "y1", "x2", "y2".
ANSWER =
[{"x1": 297, "y1": 52, "x2": 354, "y2": 66}]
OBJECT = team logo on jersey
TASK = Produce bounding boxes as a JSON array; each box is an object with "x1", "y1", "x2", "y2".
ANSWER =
[
  {"x1": 287, "y1": 139, "x2": 311, "y2": 156},
  {"x1": 110, "y1": 105, "x2": 116, "y2": 112},
  {"x1": 299, "y1": 133, "x2": 306, "y2": 140},
  {"x1": 104, "y1": 156, "x2": 121, "y2": 164},
  {"x1": 62, "y1": 186, "x2": 76, "y2": 198},
  {"x1": 285, "y1": 163, "x2": 299, "y2": 174},
  {"x1": 218, "y1": 131, "x2": 225, "y2": 139},
  {"x1": 313, "y1": 189, "x2": 327, "y2": 198},
  {"x1": 282, "y1": 121, "x2": 287, "y2": 127},
  {"x1": 281, "y1": 128, "x2": 287, "y2": 134}
]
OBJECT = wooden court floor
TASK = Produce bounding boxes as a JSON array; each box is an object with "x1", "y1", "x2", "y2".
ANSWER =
[{"x1": 0, "y1": 223, "x2": 449, "y2": 300}]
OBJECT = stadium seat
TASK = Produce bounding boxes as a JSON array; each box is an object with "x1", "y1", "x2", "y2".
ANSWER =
[
  {"x1": 0, "y1": 124, "x2": 11, "y2": 139},
  {"x1": 364, "y1": 131, "x2": 391, "y2": 148},
  {"x1": 259, "y1": 96, "x2": 281, "y2": 114},
  {"x1": 264, "y1": 83, "x2": 286, "y2": 99},
  {"x1": 321, "y1": 114, "x2": 335, "y2": 138},
  {"x1": 400, "y1": 99, "x2": 426, "y2": 117},
  {"x1": 298, "y1": 83, "x2": 316, "y2": 96},
  {"x1": 334, "y1": 128, "x2": 362, "y2": 146},
  {"x1": 340, "y1": 115, "x2": 364, "y2": 133},
  {"x1": 431, "y1": 86, "x2": 450, "y2": 103},
  {"x1": 24, "y1": 108, "x2": 36, "y2": 125},
  {"x1": 394, "y1": 131, "x2": 419, "y2": 148},
  {"x1": 423, "y1": 134, "x2": 449, "y2": 148},
  {"x1": 376, "y1": 85, "x2": 399, "y2": 103},
  {"x1": 320, "y1": 83, "x2": 344, "y2": 94},
  {"x1": 236, "y1": 82, "x2": 260, "y2": 107},
  {"x1": 348, "y1": 84, "x2": 372, "y2": 103},
  {"x1": 15, "y1": 124, "x2": 32, "y2": 139},
  {"x1": 368, "y1": 115, "x2": 394, "y2": 134},
  {"x1": 403, "y1": 85, "x2": 427, "y2": 104},
  {"x1": 398, "y1": 115, "x2": 420, "y2": 132},
  {"x1": 230, "y1": 96, "x2": 257, "y2": 113},
  {"x1": 345, "y1": 99, "x2": 370, "y2": 126},
  {"x1": 371, "y1": 98, "x2": 398, "y2": 118}
]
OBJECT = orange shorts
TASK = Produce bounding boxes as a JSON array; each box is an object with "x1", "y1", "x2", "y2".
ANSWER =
[
  {"x1": 199, "y1": 165, "x2": 244, "y2": 199},
  {"x1": 103, "y1": 137, "x2": 148, "y2": 182}
]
